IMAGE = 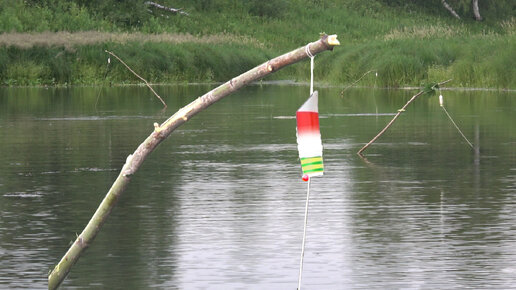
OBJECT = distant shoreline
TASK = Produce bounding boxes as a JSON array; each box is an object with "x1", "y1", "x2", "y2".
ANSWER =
[{"x1": 2, "y1": 80, "x2": 514, "y2": 93}]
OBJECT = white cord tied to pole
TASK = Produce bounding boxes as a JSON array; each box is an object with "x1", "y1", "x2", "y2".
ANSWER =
[{"x1": 305, "y1": 43, "x2": 315, "y2": 95}]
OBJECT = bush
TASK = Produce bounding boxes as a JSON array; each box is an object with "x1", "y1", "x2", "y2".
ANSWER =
[
  {"x1": 247, "y1": 0, "x2": 290, "y2": 18},
  {"x1": 5, "y1": 61, "x2": 49, "y2": 85}
]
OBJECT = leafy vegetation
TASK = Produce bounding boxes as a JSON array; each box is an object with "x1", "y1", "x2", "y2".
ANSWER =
[{"x1": 0, "y1": 0, "x2": 514, "y2": 88}]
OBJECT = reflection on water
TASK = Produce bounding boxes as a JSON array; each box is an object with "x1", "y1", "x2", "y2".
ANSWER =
[{"x1": 0, "y1": 85, "x2": 515, "y2": 289}]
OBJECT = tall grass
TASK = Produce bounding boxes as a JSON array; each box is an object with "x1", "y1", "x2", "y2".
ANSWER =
[
  {"x1": 0, "y1": 0, "x2": 514, "y2": 88},
  {"x1": 0, "y1": 42, "x2": 274, "y2": 86},
  {"x1": 320, "y1": 34, "x2": 515, "y2": 88}
]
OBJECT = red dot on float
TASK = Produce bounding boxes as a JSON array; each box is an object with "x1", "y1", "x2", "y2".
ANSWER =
[{"x1": 302, "y1": 174, "x2": 309, "y2": 181}]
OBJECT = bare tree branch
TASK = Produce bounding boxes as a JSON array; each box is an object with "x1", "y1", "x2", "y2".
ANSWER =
[
  {"x1": 145, "y1": 1, "x2": 189, "y2": 16},
  {"x1": 442, "y1": 0, "x2": 461, "y2": 19},
  {"x1": 472, "y1": 0, "x2": 483, "y2": 21}
]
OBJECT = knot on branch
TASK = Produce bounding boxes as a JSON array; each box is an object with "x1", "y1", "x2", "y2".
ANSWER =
[
  {"x1": 75, "y1": 236, "x2": 88, "y2": 248},
  {"x1": 266, "y1": 62, "x2": 274, "y2": 72},
  {"x1": 122, "y1": 154, "x2": 134, "y2": 177},
  {"x1": 153, "y1": 122, "x2": 162, "y2": 133}
]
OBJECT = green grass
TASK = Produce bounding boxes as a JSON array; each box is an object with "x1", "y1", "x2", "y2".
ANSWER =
[
  {"x1": 319, "y1": 34, "x2": 516, "y2": 88},
  {"x1": 0, "y1": 0, "x2": 514, "y2": 88},
  {"x1": 0, "y1": 42, "x2": 275, "y2": 86}
]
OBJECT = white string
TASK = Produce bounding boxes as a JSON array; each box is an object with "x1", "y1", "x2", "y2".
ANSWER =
[
  {"x1": 297, "y1": 178, "x2": 311, "y2": 290},
  {"x1": 305, "y1": 44, "x2": 315, "y2": 95}
]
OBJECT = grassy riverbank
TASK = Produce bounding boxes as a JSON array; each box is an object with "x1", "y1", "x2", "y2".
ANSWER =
[
  {"x1": 0, "y1": 0, "x2": 514, "y2": 88},
  {"x1": 0, "y1": 33, "x2": 273, "y2": 85}
]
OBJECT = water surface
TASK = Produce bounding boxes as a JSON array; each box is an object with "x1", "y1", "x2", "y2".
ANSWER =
[{"x1": 0, "y1": 85, "x2": 515, "y2": 289}]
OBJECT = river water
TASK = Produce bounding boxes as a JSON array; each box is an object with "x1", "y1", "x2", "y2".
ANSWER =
[{"x1": 0, "y1": 85, "x2": 515, "y2": 289}]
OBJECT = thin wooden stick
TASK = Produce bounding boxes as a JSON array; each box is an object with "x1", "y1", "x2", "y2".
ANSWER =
[
  {"x1": 340, "y1": 69, "x2": 376, "y2": 95},
  {"x1": 357, "y1": 79, "x2": 452, "y2": 156},
  {"x1": 105, "y1": 50, "x2": 167, "y2": 108},
  {"x1": 94, "y1": 57, "x2": 111, "y2": 110},
  {"x1": 440, "y1": 98, "x2": 474, "y2": 149},
  {"x1": 48, "y1": 34, "x2": 340, "y2": 290},
  {"x1": 297, "y1": 178, "x2": 311, "y2": 290}
]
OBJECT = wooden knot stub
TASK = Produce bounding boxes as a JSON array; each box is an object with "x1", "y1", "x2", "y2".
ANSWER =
[{"x1": 153, "y1": 122, "x2": 162, "y2": 133}]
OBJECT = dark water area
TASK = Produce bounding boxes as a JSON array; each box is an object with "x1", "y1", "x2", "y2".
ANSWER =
[{"x1": 0, "y1": 85, "x2": 515, "y2": 289}]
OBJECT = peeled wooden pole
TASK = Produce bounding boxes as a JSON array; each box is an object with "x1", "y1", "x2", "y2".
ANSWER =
[
  {"x1": 48, "y1": 34, "x2": 340, "y2": 290},
  {"x1": 357, "y1": 79, "x2": 452, "y2": 156}
]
